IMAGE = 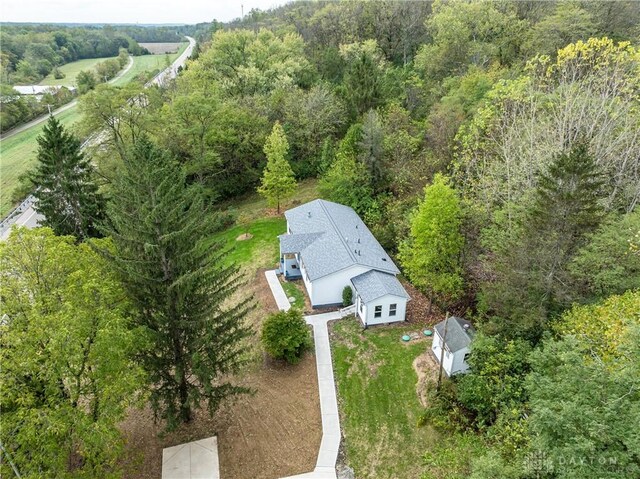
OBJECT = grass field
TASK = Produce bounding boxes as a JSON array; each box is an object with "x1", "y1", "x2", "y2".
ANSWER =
[
  {"x1": 0, "y1": 107, "x2": 82, "y2": 216},
  {"x1": 332, "y1": 319, "x2": 438, "y2": 478},
  {"x1": 112, "y1": 43, "x2": 188, "y2": 86},
  {"x1": 0, "y1": 42, "x2": 189, "y2": 217},
  {"x1": 139, "y1": 42, "x2": 183, "y2": 54},
  {"x1": 39, "y1": 56, "x2": 119, "y2": 87}
]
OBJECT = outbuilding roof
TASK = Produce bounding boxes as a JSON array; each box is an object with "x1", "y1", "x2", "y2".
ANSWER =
[
  {"x1": 434, "y1": 317, "x2": 475, "y2": 353},
  {"x1": 350, "y1": 270, "x2": 409, "y2": 303},
  {"x1": 281, "y1": 199, "x2": 399, "y2": 280}
]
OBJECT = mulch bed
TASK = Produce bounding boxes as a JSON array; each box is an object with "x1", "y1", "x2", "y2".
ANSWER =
[{"x1": 401, "y1": 279, "x2": 445, "y2": 326}]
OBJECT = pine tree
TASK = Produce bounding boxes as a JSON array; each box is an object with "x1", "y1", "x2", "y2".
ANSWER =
[
  {"x1": 319, "y1": 123, "x2": 374, "y2": 216},
  {"x1": 31, "y1": 115, "x2": 104, "y2": 239},
  {"x1": 358, "y1": 109, "x2": 385, "y2": 192},
  {"x1": 257, "y1": 121, "x2": 297, "y2": 213},
  {"x1": 482, "y1": 140, "x2": 606, "y2": 340},
  {"x1": 102, "y1": 136, "x2": 252, "y2": 429}
]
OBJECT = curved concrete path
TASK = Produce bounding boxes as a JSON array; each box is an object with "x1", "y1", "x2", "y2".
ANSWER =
[{"x1": 263, "y1": 271, "x2": 342, "y2": 479}]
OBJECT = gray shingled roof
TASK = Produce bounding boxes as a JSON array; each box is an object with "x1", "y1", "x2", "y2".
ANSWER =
[
  {"x1": 350, "y1": 270, "x2": 410, "y2": 303},
  {"x1": 281, "y1": 199, "x2": 400, "y2": 280},
  {"x1": 279, "y1": 232, "x2": 324, "y2": 254},
  {"x1": 434, "y1": 317, "x2": 475, "y2": 353}
]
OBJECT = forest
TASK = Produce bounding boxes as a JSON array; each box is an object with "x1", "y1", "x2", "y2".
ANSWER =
[{"x1": 1, "y1": 1, "x2": 639, "y2": 478}]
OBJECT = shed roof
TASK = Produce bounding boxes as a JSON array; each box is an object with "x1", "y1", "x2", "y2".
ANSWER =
[
  {"x1": 434, "y1": 317, "x2": 475, "y2": 353},
  {"x1": 350, "y1": 270, "x2": 409, "y2": 303},
  {"x1": 281, "y1": 199, "x2": 399, "y2": 280}
]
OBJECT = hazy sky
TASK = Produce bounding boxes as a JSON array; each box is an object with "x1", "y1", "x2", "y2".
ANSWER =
[{"x1": 3, "y1": 0, "x2": 287, "y2": 25}]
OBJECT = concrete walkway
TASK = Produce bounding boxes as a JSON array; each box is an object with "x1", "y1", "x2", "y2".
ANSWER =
[
  {"x1": 264, "y1": 270, "x2": 342, "y2": 479},
  {"x1": 264, "y1": 270, "x2": 292, "y2": 311}
]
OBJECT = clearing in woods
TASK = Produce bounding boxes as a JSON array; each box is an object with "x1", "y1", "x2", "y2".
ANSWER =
[
  {"x1": 139, "y1": 42, "x2": 184, "y2": 54},
  {"x1": 38, "y1": 55, "x2": 119, "y2": 87},
  {"x1": 120, "y1": 183, "x2": 324, "y2": 479}
]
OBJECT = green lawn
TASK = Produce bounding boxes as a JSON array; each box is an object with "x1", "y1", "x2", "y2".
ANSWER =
[
  {"x1": 211, "y1": 218, "x2": 286, "y2": 269},
  {"x1": 111, "y1": 43, "x2": 188, "y2": 87},
  {"x1": 0, "y1": 107, "x2": 81, "y2": 216},
  {"x1": 332, "y1": 319, "x2": 439, "y2": 478},
  {"x1": 222, "y1": 179, "x2": 321, "y2": 222},
  {"x1": 281, "y1": 279, "x2": 305, "y2": 308},
  {"x1": 332, "y1": 319, "x2": 490, "y2": 479},
  {"x1": 39, "y1": 56, "x2": 119, "y2": 87},
  {"x1": 0, "y1": 42, "x2": 190, "y2": 217}
]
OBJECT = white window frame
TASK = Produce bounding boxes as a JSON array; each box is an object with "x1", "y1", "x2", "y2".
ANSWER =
[
  {"x1": 389, "y1": 303, "x2": 397, "y2": 316},
  {"x1": 374, "y1": 305, "x2": 382, "y2": 318}
]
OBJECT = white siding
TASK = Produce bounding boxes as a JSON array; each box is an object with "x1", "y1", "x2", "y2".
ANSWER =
[
  {"x1": 361, "y1": 294, "x2": 407, "y2": 326},
  {"x1": 308, "y1": 265, "x2": 370, "y2": 306},
  {"x1": 431, "y1": 332, "x2": 471, "y2": 376}
]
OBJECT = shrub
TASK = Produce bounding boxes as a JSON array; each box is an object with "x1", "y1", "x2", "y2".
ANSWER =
[
  {"x1": 342, "y1": 285, "x2": 353, "y2": 306},
  {"x1": 261, "y1": 309, "x2": 311, "y2": 364},
  {"x1": 52, "y1": 67, "x2": 65, "y2": 79}
]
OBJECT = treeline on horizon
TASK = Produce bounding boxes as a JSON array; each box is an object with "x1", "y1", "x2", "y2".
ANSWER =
[
  {"x1": 0, "y1": 23, "x2": 193, "y2": 85},
  {"x1": 2, "y1": 1, "x2": 640, "y2": 477}
]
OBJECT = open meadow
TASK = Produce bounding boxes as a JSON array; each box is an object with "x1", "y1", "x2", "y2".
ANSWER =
[
  {"x1": 0, "y1": 43, "x2": 188, "y2": 217},
  {"x1": 139, "y1": 42, "x2": 184, "y2": 54},
  {"x1": 38, "y1": 55, "x2": 119, "y2": 87}
]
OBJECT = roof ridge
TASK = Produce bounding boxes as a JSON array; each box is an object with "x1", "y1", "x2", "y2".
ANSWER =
[{"x1": 317, "y1": 199, "x2": 357, "y2": 263}]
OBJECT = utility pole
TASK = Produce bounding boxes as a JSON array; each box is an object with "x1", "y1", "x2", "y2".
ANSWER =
[
  {"x1": 46, "y1": 103, "x2": 52, "y2": 115},
  {"x1": 241, "y1": 4, "x2": 244, "y2": 20},
  {"x1": 436, "y1": 311, "x2": 449, "y2": 392}
]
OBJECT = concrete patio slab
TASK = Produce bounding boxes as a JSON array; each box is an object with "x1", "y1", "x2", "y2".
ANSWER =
[{"x1": 162, "y1": 436, "x2": 220, "y2": 479}]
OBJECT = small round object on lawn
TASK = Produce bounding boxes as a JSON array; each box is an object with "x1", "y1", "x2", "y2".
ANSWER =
[
  {"x1": 402, "y1": 334, "x2": 411, "y2": 342},
  {"x1": 423, "y1": 329, "x2": 433, "y2": 336}
]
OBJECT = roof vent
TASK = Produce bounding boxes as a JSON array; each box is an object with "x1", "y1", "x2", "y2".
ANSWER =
[
  {"x1": 463, "y1": 324, "x2": 470, "y2": 330},
  {"x1": 358, "y1": 250, "x2": 361, "y2": 256},
  {"x1": 357, "y1": 238, "x2": 361, "y2": 244},
  {"x1": 307, "y1": 211, "x2": 311, "y2": 218},
  {"x1": 381, "y1": 258, "x2": 387, "y2": 262}
]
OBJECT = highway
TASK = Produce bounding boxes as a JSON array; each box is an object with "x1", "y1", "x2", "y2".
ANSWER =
[
  {"x1": 0, "y1": 37, "x2": 196, "y2": 241},
  {"x1": 0, "y1": 54, "x2": 134, "y2": 141}
]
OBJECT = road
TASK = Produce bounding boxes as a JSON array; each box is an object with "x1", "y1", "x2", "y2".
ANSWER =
[
  {"x1": 0, "y1": 54, "x2": 134, "y2": 141},
  {"x1": 0, "y1": 37, "x2": 196, "y2": 241}
]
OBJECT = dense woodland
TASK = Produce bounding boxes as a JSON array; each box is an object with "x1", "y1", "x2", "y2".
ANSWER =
[{"x1": 1, "y1": 1, "x2": 640, "y2": 478}]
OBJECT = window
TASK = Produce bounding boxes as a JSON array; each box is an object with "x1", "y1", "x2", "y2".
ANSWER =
[
  {"x1": 359, "y1": 300, "x2": 364, "y2": 312},
  {"x1": 292, "y1": 264, "x2": 297, "y2": 269},
  {"x1": 464, "y1": 353, "x2": 470, "y2": 362},
  {"x1": 374, "y1": 305, "x2": 382, "y2": 318},
  {"x1": 389, "y1": 303, "x2": 397, "y2": 316}
]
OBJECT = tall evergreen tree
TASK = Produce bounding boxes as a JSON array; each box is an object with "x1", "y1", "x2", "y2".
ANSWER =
[
  {"x1": 31, "y1": 115, "x2": 104, "y2": 239},
  {"x1": 103, "y1": 136, "x2": 252, "y2": 429},
  {"x1": 358, "y1": 109, "x2": 386, "y2": 192},
  {"x1": 257, "y1": 121, "x2": 297, "y2": 213},
  {"x1": 482, "y1": 140, "x2": 605, "y2": 340}
]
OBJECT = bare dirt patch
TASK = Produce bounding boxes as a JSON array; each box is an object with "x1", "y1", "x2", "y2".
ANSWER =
[
  {"x1": 119, "y1": 268, "x2": 321, "y2": 479},
  {"x1": 412, "y1": 347, "x2": 439, "y2": 407},
  {"x1": 236, "y1": 233, "x2": 254, "y2": 241},
  {"x1": 402, "y1": 279, "x2": 444, "y2": 326},
  {"x1": 139, "y1": 42, "x2": 183, "y2": 54}
]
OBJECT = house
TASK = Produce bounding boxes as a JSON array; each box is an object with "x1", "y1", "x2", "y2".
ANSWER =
[
  {"x1": 279, "y1": 199, "x2": 410, "y2": 326},
  {"x1": 431, "y1": 316, "x2": 475, "y2": 376},
  {"x1": 12, "y1": 85, "x2": 76, "y2": 100}
]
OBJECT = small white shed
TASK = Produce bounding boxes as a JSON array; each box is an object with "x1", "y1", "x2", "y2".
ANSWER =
[
  {"x1": 431, "y1": 317, "x2": 475, "y2": 376},
  {"x1": 351, "y1": 270, "x2": 409, "y2": 327}
]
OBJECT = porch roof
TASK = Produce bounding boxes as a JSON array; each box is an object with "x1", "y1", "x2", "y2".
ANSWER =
[{"x1": 279, "y1": 232, "x2": 324, "y2": 254}]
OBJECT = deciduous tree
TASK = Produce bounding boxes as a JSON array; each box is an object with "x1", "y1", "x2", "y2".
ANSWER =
[
  {"x1": 0, "y1": 228, "x2": 142, "y2": 478},
  {"x1": 399, "y1": 173, "x2": 464, "y2": 311}
]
